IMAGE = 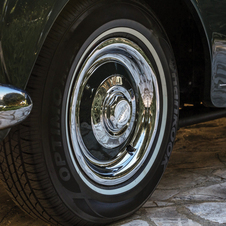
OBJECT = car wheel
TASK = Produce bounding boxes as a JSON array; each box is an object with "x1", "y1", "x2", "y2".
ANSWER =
[{"x1": 0, "y1": 0, "x2": 179, "y2": 225}]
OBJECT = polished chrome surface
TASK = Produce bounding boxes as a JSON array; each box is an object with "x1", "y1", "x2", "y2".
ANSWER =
[
  {"x1": 91, "y1": 75, "x2": 136, "y2": 149},
  {"x1": 69, "y1": 38, "x2": 159, "y2": 186},
  {"x1": 0, "y1": 84, "x2": 33, "y2": 129}
]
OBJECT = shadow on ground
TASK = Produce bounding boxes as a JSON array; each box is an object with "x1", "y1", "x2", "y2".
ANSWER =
[{"x1": 1, "y1": 118, "x2": 226, "y2": 226}]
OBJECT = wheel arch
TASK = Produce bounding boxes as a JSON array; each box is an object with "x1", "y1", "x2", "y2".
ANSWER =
[
  {"x1": 145, "y1": 0, "x2": 212, "y2": 107},
  {"x1": 0, "y1": 0, "x2": 212, "y2": 106},
  {"x1": 35, "y1": 0, "x2": 212, "y2": 107}
]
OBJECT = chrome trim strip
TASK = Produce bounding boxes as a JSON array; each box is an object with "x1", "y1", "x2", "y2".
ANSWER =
[{"x1": 0, "y1": 84, "x2": 33, "y2": 129}]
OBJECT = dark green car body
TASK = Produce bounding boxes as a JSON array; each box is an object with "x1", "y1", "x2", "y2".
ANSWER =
[
  {"x1": 0, "y1": 0, "x2": 69, "y2": 88},
  {"x1": 0, "y1": 0, "x2": 226, "y2": 117}
]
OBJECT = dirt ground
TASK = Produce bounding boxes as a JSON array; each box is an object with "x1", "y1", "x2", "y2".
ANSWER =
[{"x1": 1, "y1": 117, "x2": 226, "y2": 226}]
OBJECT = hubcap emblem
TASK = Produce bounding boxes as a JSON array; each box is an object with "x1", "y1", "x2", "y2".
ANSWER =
[{"x1": 111, "y1": 100, "x2": 131, "y2": 130}]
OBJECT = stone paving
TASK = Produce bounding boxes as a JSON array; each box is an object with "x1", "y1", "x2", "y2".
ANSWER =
[{"x1": 1, "y1": 118, "x2": 226, "y2": 225}]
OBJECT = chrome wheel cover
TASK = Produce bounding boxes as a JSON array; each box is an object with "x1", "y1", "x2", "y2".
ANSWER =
[
  {"x1": 69, "y1": 37, "x2": 160, "y2": 186},
  {"x1": 91, "y1": 75, "x2": 136, "y2": 149}
]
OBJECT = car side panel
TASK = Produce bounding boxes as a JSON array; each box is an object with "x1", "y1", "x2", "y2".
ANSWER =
[
  {"x1": 0, "y1": 0, "x2": 69, "y2": 89},
  {"x1": 190, "y1": 0, "x2": 226, "y2": 107},
  {"x1": 1, "y1": 0, "x2": 226, "y2": 108}
]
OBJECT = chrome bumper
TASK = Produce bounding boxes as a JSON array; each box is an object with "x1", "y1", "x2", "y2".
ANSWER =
[{"x1": 0, "y1": 84, "x2": 33, "y2": 129}]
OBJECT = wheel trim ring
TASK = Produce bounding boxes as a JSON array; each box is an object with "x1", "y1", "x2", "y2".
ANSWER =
[
  {"x1": 66, "y1": 27, "x2": 167, "y2": 194},
  {"x1": 70, "y1": 39, "x2": 159, "y2": 185}
]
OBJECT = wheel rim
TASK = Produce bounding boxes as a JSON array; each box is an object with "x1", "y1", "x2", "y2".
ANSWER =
[
  {"x1": 69, "y1": 37, "x2": 160, "y2": 186},
  {"x1": 91, "y1": 75, "x2": 136, "y2": 149}
]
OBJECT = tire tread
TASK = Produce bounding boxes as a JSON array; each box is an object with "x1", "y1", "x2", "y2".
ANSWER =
[{"x1": 0, "y1": 0, "x2": 100, "y2": 225}]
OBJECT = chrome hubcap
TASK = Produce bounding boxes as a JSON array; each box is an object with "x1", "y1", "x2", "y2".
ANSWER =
[
  {"x1": 68, "y1": 37, "x2": 160, "y2": 186},
  {"x1": 91, "y1": 75, "x2": 136, "y2": 148}
]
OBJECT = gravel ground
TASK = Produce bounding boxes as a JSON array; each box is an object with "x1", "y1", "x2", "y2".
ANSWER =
[{"x1": 1, "y1": 118, "x2": 226, "y2": 226}]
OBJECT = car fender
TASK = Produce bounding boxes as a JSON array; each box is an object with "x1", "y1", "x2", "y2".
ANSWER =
[
  {"x1": 0, "y1": 0, "x2": 69, "y2": 89},
  {"x1": 187, "y1": 0, "x2": 226, "y2": 107},
  {"x1": 1, "y1": 0, "x2": 226, "y2": 108}
]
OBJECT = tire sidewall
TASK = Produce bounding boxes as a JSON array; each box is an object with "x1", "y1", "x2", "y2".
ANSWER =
[{"x1": 41, "y1": 0, "x2": 179, "y2": 221}]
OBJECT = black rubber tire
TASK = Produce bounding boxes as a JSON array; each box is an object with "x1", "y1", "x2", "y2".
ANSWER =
[{"x1": 0, "y1": 0, "x2": 179, "y2": 225}]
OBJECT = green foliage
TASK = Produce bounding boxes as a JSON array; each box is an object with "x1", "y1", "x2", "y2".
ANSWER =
[{"x1": 3, "y1": 93, "x2": 24, "y2": 106}]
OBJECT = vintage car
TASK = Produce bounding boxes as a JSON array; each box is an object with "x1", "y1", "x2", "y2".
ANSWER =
[{"x1": 0, "y1": 0, "x2": 226, "y2": 225}]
